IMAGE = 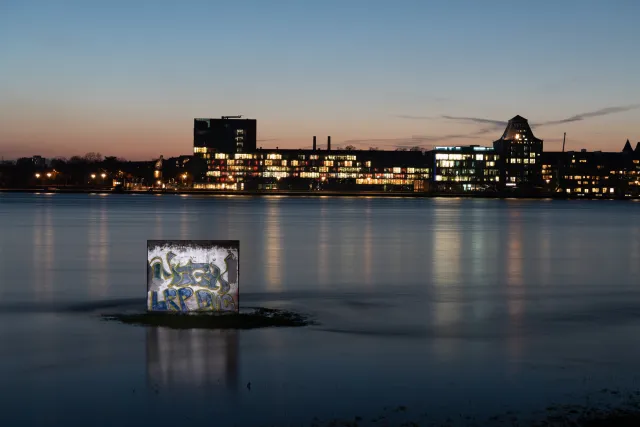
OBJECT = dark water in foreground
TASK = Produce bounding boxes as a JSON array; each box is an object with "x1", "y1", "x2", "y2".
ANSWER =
[{"x1": 1, "y1": 193, "x2": 640, "y2": 426}]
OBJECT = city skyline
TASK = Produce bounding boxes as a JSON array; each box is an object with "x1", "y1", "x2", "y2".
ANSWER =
[{"x1": 1, "y1": 0, "x2": 639, "y2": 160}]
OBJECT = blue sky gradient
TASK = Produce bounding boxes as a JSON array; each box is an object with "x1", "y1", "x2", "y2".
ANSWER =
[{"x1": 1, "y1": 0, "x2": 639, "y2": 159}]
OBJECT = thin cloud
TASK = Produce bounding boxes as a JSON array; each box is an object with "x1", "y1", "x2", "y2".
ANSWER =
[
  {"x1": 441, "y1": 115, "x2": 507, "y2": 128},
  {"x1": 440, "y1": 105, "x2": 640, "y2": 130},
  {"x1": 343, "y1": 132, "x2": 485, "y2": 147},
  {"x1": 539, "y1": 104, "x2": 640, "y2": 126}
]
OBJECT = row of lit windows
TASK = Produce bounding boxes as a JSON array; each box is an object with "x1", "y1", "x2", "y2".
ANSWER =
[
  {"x1": 436, "y1": 160, "x2": 498, "y2": 168},
  {"x1": 509, "y1": 158, "x2": 536, "y2": 164},
  {"x1": 435, "y1": 153, "x2": 497, "y2": 161},
  {"x1": 262, "y1": 172, "x2": 289, "y2": 178},
  {"x1": 567, "y1": 188, "x2": 615, "y2": 194},
  {"x1": 194, "y1": 183, "x2": 243, "y2": 190},
  {"x1": 325, "y1": 155, "x2": 357, "y2": 161},
  {"x1": 212, "y1": 161, "x2": 433, "y2": 173},
  {"x1": 435, "y1": 176, "x2": 500, "y2": 182},
  {"x1": 355, "y1": 179, "x2": 412, "y2": 185}
]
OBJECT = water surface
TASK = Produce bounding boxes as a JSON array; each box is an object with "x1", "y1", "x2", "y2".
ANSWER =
[{"x1": 1, "y1": 193, "x2": 639, "y2": 426}]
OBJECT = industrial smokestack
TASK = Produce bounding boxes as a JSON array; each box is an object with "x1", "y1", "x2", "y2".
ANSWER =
[
  {"x1": 313, "y1": 136, "x2": 317, "y2": 151},
  {"x1": 327, "y1": 136, "x2": 331, "y2": 151}
]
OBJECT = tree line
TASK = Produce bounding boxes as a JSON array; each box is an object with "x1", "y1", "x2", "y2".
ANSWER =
[{"x1": 0, "y1": 152, "x2": 206, "y2": 188}]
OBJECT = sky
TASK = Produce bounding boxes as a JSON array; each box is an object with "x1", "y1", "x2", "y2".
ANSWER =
[{"x1": 1, "y1": 0, "x2": 639, "y2": 160}]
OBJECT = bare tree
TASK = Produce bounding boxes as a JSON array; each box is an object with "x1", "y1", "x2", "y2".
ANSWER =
[
  {"x1": 410, "y1": 146, "x2": 423, "y2": 152},
  {"x1": 84, "y1": 152, "x2": 103, "y2": 163},
  {"x1": 345, "y1": 145, "x2": 357, "y2": 151}
]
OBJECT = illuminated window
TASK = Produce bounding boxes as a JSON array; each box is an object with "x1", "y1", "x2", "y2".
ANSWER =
[{"x1": 476, "y1": 154, "x2": 484, "y2": 160}]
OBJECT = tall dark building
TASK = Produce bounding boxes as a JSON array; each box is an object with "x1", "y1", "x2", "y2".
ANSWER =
[
  {"x1": 493, "y1": 115, "x2": 543, "y2": 188},
  {"x1": 193, "y1": 116, "x2": 257, "y2": 156}
]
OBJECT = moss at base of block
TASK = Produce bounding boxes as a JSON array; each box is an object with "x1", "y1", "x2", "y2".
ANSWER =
[{"x1": 103, "y1": 307, "x2": 313, "y2": 329}]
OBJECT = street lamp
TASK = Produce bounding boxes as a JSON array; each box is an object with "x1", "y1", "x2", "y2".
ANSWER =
[
  {"x1": 91, "y1": 174, "x2": 96, "y2": 179},
  {"x1": 101, "y1": 173, "x2": 106, "y2": 179},
  {"x1": 35, "y1": 173, "x2": 40, "y2": 178},
  {"x1": 46, "y1": 173, "x2": 52, "y2": 178}
]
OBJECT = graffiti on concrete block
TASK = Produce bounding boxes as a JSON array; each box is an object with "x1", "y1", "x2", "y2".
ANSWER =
[{"x1": 147, "y1": 240, "x2": 239, "y2": 312}]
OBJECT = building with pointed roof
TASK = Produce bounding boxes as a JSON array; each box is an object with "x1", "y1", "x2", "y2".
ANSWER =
[
  {"x1": 493, "y1": 115, "x2": 543, "y2": 189},
  {"x1": 622, "y1": 139, "x2": 634, "y2": 153}
]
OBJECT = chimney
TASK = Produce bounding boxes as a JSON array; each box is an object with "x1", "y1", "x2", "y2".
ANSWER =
[
  {"x1": 327, "y1": 136, "x2": 331, "y2": 151},
  {"x1": 313, "y1": 136, "x2": 317, "y2": 151}
]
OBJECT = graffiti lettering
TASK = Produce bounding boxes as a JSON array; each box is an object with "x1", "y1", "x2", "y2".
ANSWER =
[
  {"x1": 150, "y1": 287, "x2": 236, "y2": 312},
  {"x1": 194, "y1": 289, "x2": 237, "y2": 312},
  {"x1": 196, "y1": 289, "x2": 215, "y2": 310},
  {"x1": 164, "y1": 288, "x2": 180, "y2": 311},
  {"x1": 147, "y1": 245, "x2": 239, "y2": 313},
  {"x1": 150, "y1": 251, "x2": 237, "y2": 290}
]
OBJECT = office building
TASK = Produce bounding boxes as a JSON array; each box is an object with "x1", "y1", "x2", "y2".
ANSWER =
[
  {"x1": 430, "y1": 145, "x2": 500, "y2": 191},
  {"x1": 195, "y1": 137, "x2": 431, "y2": 191},
  {"x1": 193, "y1": 116, "x2": 257, "y2": 157},
  {"x1": 541, "y1": 141, "x2": 640, "y2": 197},
  {"x1": 493, "y1": 115, "x2": 543, "y2": 188}
]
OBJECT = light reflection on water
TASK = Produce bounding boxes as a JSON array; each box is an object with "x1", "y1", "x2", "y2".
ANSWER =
[
  {"x1": 1, "y1": 194, "x2": 640, "y2": 426},
  {"x1": 266, "y1": 201, "x2": 283, "y2": 291}
]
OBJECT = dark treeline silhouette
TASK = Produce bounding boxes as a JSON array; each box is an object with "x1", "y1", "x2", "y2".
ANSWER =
[{"x1": 0, "y1": 153, "x2": 207, "y2": 189}]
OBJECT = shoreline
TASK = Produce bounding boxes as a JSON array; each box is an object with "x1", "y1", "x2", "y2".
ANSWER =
[{"x1": 0, "y1": 187, "x2": 638, "y2": 201}]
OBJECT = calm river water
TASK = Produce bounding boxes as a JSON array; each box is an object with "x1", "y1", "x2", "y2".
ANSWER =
[{"x1": 1, "y1": 193, "x2": 640, "y2": 426}]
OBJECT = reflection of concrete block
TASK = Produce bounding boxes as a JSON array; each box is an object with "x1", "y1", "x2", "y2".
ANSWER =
[
  {"x1": 146, "y1": 328, "x2": 239, "y2": 389},
  {"x1": 147, "y1": 240, "x2": 239, "y2": 312}
]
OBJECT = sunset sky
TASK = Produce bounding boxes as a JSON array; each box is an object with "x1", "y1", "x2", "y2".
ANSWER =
[{"x1": 1, "y1": 0, "x2": 639, "y2": 160}]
